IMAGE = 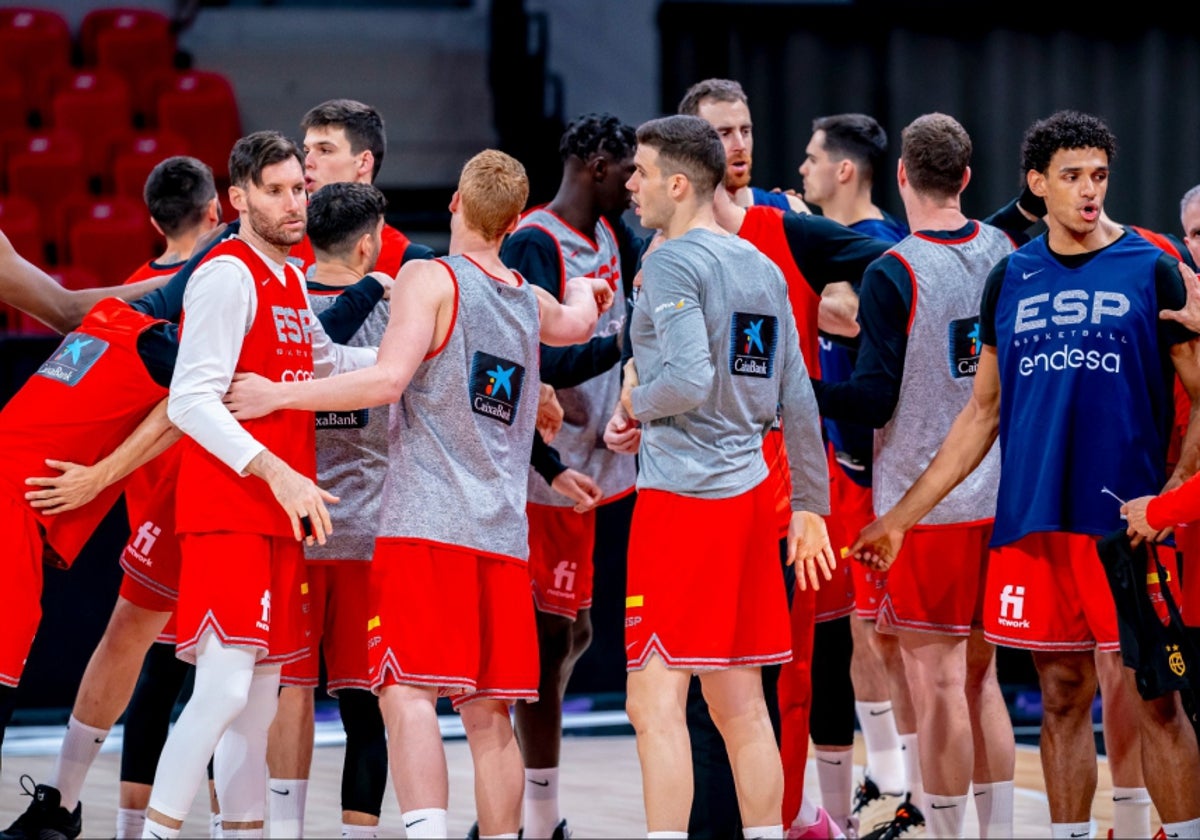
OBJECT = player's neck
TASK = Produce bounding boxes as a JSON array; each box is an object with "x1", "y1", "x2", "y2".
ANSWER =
[
  {"x1": 823, "y1": 191, "x2": 883, "y2": 227},
  {"x1": 1046, "y1": 215, "x2": 1123, "y2": 255},
  {"x1": 310, "y1": 261, "x2": 364, "y2": 288},
  {"x1": 547, "y1": 190, "x2": 600, "y2": 237},
  {"x1": 238, "y1": 223, "x2": 290, "y2": 265}
]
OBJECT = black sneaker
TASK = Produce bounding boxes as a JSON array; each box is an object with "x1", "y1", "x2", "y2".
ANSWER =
[
  {"x1": 550, "y1": 819, "x2": 572, "y2": 840},
  {"x1": 0, "y1": 775, "x2": 83, "y2": 840},
  {"x1": 468, "y1": 822, "x2": 528, "y2": 839},
  {"x1": 852, "y1": 775, "x2": 883, "y2": 816},
  {"x1": 860, "y1": 793, "x2": 925, "y2": 840}
]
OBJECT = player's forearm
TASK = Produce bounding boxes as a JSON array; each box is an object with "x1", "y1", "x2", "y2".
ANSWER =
[{"x1": 91, "y1": 399, "x2": 182, "y2": 487}]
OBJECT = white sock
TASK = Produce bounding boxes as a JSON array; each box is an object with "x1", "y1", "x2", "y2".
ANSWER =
[
  {"x1": 342, "y1": 823, "x2": 379, "y2": 838},
  {"x1": 480, "y1": 834, "x2": 520, "y2": 840},
  {"x1": 1050, "y1": 820, "x2": 1094, "y2": 839},
  {"x1": 116, "y1": 807, "x2": 145, "y2": 839},
  {"x1": 742, "y1": 826, "x2": 783, "y2": 839},
  {"x1": 50, "y1": 715, "x2": 108, "y2": 809},
  {"x1": 524, "y1": 766, "x2": 561, "y2": 838},
  {"x1": 856, "y1": 701, "x2": 905, "y2": 793},
  {"x1": 1162, "y1": 817, "x2": 1200, "y2": 838},
  {"x1": 792, "y1": 795, "x2": 820, "y2": 827},
  {"x1": 647, "y1": 833, "x2": 689, "y2": 838},
  {"x1": 814, "y1": 748, "x2": 854, "y2": 826},
  {"x1": 210, "y1": 812, "x2": 223, "y2": 838},
  {"x1": 267, "y1": 778, "x2": 307, "y2": 839},
  {"x1": 221, "y1": 829, "x2": 263, "y2": 839},
  {"x1": 925, "y1": 793, "x2": 968, "y2": 838},
  {"x1": 971, "y1": 780, "x2": 1013, "y2": 838},
  {"x1": 1111, "y1": 786, "x2": 1151, "y2": 839},
  {"x1": 142, "y1": 817, "x2": 181, "y2": 839},
  {"x1": 400, "y1": 808, "x2": 447, "y2": 839},
  {"x1": 899, "y1": 733, "x2": 925, "y2": 811}
]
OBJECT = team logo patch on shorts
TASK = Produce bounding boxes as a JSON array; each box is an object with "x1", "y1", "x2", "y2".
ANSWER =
[
  {"x1": 948, "y1": 315, "x2": 982, "y2": 378},
  {"x1": 729, "y1": 312, "x2": 777, "y2": 378},
  {"x1": 469, "y1": 351, "x2": 525, "y2": 425},
  {"x1": 315, "y1": 409, "x2": 369, "y2": 430},
  {"x1": 36, "y1": 331, "x2": 109, "y2": 386}
]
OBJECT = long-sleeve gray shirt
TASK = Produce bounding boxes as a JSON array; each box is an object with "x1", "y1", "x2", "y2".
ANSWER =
[{"x1": 629, "y1": 228, "x2": 829, "y2": 513}]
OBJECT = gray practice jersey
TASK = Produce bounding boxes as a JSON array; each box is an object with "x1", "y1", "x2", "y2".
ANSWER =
[
  {"x1": 629, "y1": 228, "x2": 828, "y2": 513},
  {"x1": 376, "y1": 255, "x2": 541, "y2": 561},
  {"x1": 872, "y1": 223, "x2": 1012, "y2": 524},
  {"x1": 306, "y1": 285, "x2": 390, "y2": 561},
  {"x1": 518, "y1": 209, "x2": 637, "y2": 506}
]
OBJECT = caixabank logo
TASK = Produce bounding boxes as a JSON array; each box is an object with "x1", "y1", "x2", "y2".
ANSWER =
[
  {"x1": 35, "y1": 332, "x2": 109, "y2": 386},
  {"x1": 729, "y1": 312, "x2": 777, "y2": 378},
  {"x1": 947, "y1": 316, "x2": 982, "y2": 378},
  {"x1": 469, "y1": 351, "x2": 526, "y2": 426}
]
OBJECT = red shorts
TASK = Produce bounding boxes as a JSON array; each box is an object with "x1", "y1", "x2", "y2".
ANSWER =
[
  {"x1": 0, "y1": 494, "x2": 45, "y2": 687},
  {"x1": 526, "y1": 503, "x2": 595, "y2": 620},
  {"x1": 367, "y1": 539, "x2": 539, "y2": 710},
  {"x1": 118, "y1": 481, "x2": 182, "y2": 614},
  {"x1": 281, "y1": 562, "x2": 373, "y2": 695},
  {"x1": 984, "y1": 531, "x2": 1120, "y2": 652},
  {"x1": 876, "y1": 520, "x2": 992, "y2": 637},
  {"x1": 817, "y1": 453, "x2": 867, "y2": 623},
  {"x1": 625, "y1": 483, "x2": 791, "y2": 670},
  {"x1": 175, "y1": 532, "x2": 311, "y2": 667}
]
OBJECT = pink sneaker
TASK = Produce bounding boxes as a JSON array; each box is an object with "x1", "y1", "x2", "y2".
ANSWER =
[{"x1": 787, "y1": 807, "x2": 848, "y2": 840}]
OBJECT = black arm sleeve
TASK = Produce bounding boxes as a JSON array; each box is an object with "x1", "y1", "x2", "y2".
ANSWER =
[
  {"x1": 502, "y1": 226, "x2": 622, "y2": 386},
  {"x1": 781, "y1": 212, "x2": 891, "y2": 294},
  {"x1": 530, "y1": 429, "x2": 567, "y2": 484},
  {"x1": 403, "y1": 242, "x2": 437, "y2": 263},
  {"x1": 810, "y1": 255, "x2": 911, "y2": 428},
  {"x1": 983, "y1": 196, "x2": 1038, "y2": 246},
  {"x1": 316, "y1": 275, "x2": 386, "y2": 344}
]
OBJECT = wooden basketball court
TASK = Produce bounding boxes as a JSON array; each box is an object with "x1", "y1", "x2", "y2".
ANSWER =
[{"x1": 0, "y1": 720, "x2": 1144, "y2": 838}]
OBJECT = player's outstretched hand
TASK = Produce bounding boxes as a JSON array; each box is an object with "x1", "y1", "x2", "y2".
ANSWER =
[
  {"x1": 789, "y1": 510, "x2": 835, "y2": 591},
  {"x1": 551, "y1": 468, "x2": 603, "y2": 513}
]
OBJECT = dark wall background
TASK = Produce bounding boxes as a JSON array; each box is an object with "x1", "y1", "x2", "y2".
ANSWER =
[{"x1": 659, "y1": 1, "x2": 1200, "y2": 237}]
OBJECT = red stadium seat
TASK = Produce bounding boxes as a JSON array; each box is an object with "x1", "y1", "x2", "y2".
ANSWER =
[
  {"x1": 110, "y1": 129, "x2": 192, "y2": 200},
  {"x1": 154, "y1": 70, "x2": 242, "y2": 186},
  {"x1": 59, "y1": 195, "x2": 155, "y2": 285},
  {"x1": 49, "y1": 70, "x2": 135, "y2": 189},
  {"x1": 0, "y1": 76, "x2": 29, "y2": 138},
  {"x1": 5, "y1": 130, "x2": 88, "y2": 255},
  {"x1": 81, "y1": 8, "x2": 178, "y2": 125},
  {"x1": 0, "y1": 194, "x2": 47, "y2": 269},
  {"x1": 0, "y1": 7, "x2": 72, "y2": 128},
  {"x1": 48, "y1": 264, "x2": 102, "y2": 292}
]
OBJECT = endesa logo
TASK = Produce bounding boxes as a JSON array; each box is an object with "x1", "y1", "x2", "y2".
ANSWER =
[
  {"x1": 729, "y1": 311, "x2": 777, "y2": 378},
  {"x1": 1012, "y1": 289, "x2": 1128, "y2": 376},
  {"x1": 469, "y1": 350, "x2": 526, "y2": 426}
]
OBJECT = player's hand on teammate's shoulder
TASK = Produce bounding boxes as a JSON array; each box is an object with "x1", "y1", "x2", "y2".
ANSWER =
[{"x1": 1161, "y1": 260, "x2": 1200, "y2": 333}]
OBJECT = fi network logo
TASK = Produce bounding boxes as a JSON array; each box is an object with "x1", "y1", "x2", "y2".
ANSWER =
[
  {"x1": 729, "y1": 312, "x2": 777, "y2": 378},
  {"x1": 997, "y1": 584, "x2": 1030, "y2": 629},
  {"x1": 470, "y1": 351, "x2": 526, "y2": 426}
]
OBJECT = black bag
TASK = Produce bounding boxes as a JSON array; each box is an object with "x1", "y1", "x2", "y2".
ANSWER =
[{"x1": 1096, "y1": 529, "x2": 1200, "y2": 720}]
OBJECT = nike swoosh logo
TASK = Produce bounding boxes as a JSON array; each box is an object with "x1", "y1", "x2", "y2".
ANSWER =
[
  {"x1": 529, "y1": 778, "x2": 550, "y2": 786},
  {"x1": 405, "y1": 818, "x2": 427, "y2": 828},
  {"x1": 930, "y1": 803, "x2": 957, "y2": 810},
  {"x1": 270, "y1": 788, "x2": 290, "y2": 796},
  {"x1": 94, "y1": 737, "x2": 105, "y2": 743},
  {"x1": 1022, "y1": 269, "x2": 1045, "y2": 280},
  {"x1": 1113, "y1": 796, "x2": 1132, "y2": 801},
  {"x1": 1070, "y1": 833, "x2": 1089, "y2": 838},
  {"x1": 817, "y1": 757, "x2": 843, "y2": 765},
  {"x1": 868, "y1": 708, "x2": 892, "y2": 716}
]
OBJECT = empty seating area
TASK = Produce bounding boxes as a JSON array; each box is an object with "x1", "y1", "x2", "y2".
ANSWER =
[{"x1": 0, "y1": 5, "x2": 243, "y2": 331}]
